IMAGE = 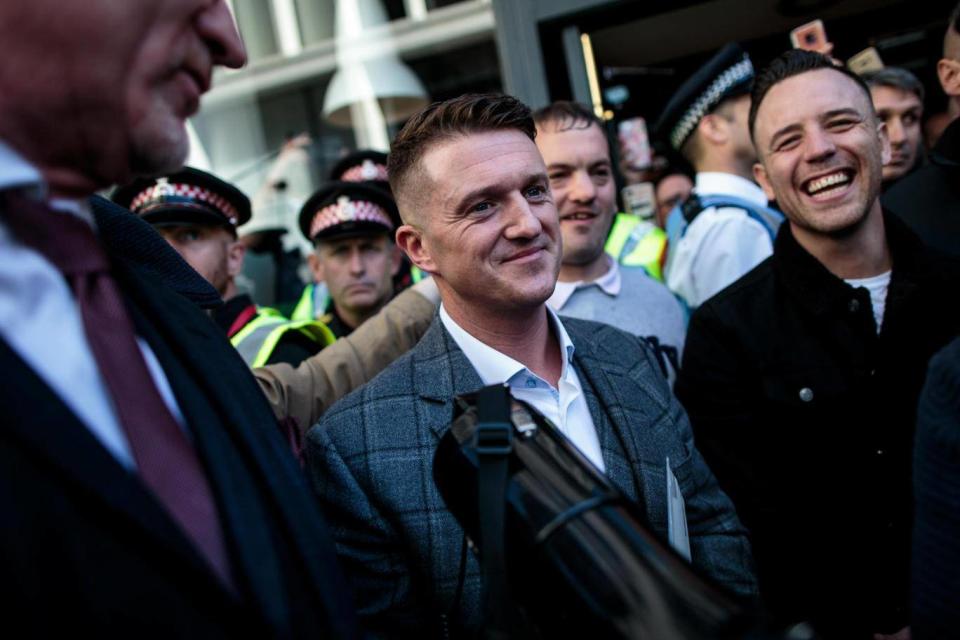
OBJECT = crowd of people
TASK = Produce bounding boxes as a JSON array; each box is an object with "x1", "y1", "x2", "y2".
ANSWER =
[{"x1": 1, "y1": 0, "x2": 959, "y2": 639}]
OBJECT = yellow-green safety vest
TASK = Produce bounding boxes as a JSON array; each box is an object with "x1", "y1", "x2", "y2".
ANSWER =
[
  {"x1": 230, "y1": 306, "x2": 335, "y2": 368},
  {"x1": 604, "y1": 213, "x2": 667, "y2": 281},
  {"x1": 289, "y1": 283, "x2": 328, "y2": 324}
]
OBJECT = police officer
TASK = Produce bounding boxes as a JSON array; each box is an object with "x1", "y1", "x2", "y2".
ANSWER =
[
  {"x1": 113, "y1": 167, "x2": 333, "y2": 367},
  {"x1": 296, "y1": 181, "x2": 402, "y2": 338},
  {"x1": 654, "y1": 43, "x2": 784, "y2": 310}
]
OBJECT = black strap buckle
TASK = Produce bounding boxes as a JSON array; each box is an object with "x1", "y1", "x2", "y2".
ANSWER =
[{"x1": 474, "y1": 420, "x2": 513, "y2": 456}]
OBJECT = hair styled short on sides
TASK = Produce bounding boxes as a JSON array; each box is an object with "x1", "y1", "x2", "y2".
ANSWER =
[
  {"x1": 387, "y1": 93, "x2": 536, "y2": 215},
  {"x1": 748, "y1": 49, "x2": 874, "y2": 141},
  {"x1": 532, "y1": 101, "x2": 603, "y2": 132},
  {"x1": 863, "y1": 67, "x2": 926, "y2": 103}
]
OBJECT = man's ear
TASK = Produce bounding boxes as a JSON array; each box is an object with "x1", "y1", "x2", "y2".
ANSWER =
[
  {"x1": 937, "y1": 57, "x2": 960, "y2": 98},
  {"x1": 226, "y1": 239, "x2": 246, "y2": 278},
  {"x1": 306, "y1": 250, "x2": 324, "y2": 284},
  {"x1": 877, "y1": 120, "x2": 892, "y2": 166},
  {"x1": 699, "y1": 113, "x2": 729, "y2": 147},
  {"x1": 395, "y1": 224, "x2": 437, "y2": 275},
  {"x1": 752, "y1": 161, "x2": 777, "y2": 203}
]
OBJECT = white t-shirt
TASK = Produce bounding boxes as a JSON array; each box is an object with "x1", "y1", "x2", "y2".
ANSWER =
[{"x1": 844, "y1": 271, "x2": 892, "y2": 333}]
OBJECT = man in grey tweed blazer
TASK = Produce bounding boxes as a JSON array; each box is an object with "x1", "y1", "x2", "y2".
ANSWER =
[{"x1": 306, "y1": 94, "x2": 756, "y2": 638}]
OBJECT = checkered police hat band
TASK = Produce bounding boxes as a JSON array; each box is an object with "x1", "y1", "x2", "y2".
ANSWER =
[
  {"x1": 309, "y1": 198, "x2": 393, "y2": 239},
  {"x1": 129, "y1": 183, "x2": 240, "y2": 225},
  {"x1": 670, "y1": 57, "x2": 754, "y2": 151},
  {"x1": 340, "y1": 162, "x2": 389, "y2": 183}
]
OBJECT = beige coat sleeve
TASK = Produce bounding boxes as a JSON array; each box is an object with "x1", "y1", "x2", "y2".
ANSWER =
[{"x1": 253, "y1": 285, "x2": 437, "y2": 433}]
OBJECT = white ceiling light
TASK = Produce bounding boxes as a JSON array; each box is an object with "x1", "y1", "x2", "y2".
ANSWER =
[{"x1": 323, "y1": 0, "x2": 429, "y2": 134}]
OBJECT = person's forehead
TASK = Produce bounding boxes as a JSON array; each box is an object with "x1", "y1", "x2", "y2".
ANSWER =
[
  {"x1": 870, "y1": 85, "x2": 922, "y2": 109},
  {"x1": 423, "y1": 130, "x2": 543, "y2": 190},
  {"x1": 757, "y1": 69, "x2": 871, "y2": 132},
  {"x1": 536, "y1": 123, "x2": 609, "y2": 162},
  {"x1": 657, "y1": 174, "x2": 692, "y2": 193},
  {"x1": 321, "y1": 233, "x2": 386, "y2": 248}
]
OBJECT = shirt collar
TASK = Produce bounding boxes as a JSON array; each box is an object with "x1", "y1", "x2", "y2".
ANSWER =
[
  {"x1": 695, "y1": 172, "x2": 768, "y2": 208},
  {"x1": 0, "y1": 139, "x2": 45, "y2": 199},
  {"x1": 439, "y1": 304, "x2": 576, "y2": 387},
  {"x1": 0, "y1": 139, "x2": 92, "y2": 225},
  {"x1": 547, "y1": 255, "x2": 621, "y2": 310}
]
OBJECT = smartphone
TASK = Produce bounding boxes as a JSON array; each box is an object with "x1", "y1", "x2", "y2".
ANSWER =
[
  {"x1": 618, "y1": 118, "x2": 652, "y2": 171},
  {"x1": 622, "y1": 182, "x2": 656, "y2": 219},
  {"x1": 847, "y1": 47, "x2": 884, "y2": 75},
  {"x1": 790, "y1": 20, "x2": 831, "y2": 54}
]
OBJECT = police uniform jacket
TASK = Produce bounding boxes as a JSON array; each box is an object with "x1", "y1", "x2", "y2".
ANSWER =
[
  {"x1": 665, "y1": 172, "x2": 774, "y2": 308},
  {"x1": 675, "y1": 212, "x2": 960, "y2": 638}
]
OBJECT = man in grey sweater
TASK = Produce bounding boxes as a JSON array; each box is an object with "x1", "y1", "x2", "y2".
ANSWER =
[{"x1": 535, "y1": 102, "x2": 686, "y2": 382}]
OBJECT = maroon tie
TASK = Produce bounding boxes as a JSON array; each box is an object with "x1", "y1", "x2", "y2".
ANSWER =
[{"x1": 1, "y1": 191, "x2": 233, "y2": 590}]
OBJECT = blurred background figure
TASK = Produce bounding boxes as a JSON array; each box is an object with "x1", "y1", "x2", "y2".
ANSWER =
[
  {"x1": 864, "y1": 67, "x2": 926, "y2": 186},
  {"x1": 884, "y1": 1, "x2": 960, "y2": 258},
  {"x1": 911, "y1": 336, "x2": 960, "y2": 640},
  {"x1": 297, "y1": 182, "x2": 402, "y2": 338},
  {"x1": 654, "y1": 43, "x2": 782, "y2": 311},
  {"x1": 113, "y1": 168, "x2": 334, "y2": 367},
  {"x1": 533, "y1": 101, "x2": 686, "y2": 382},
  {"x1": 654, "y1": 171, "x2": 694, "y2": 229}
]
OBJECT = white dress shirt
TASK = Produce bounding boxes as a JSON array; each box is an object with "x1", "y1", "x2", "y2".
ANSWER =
[
  {"x1": 439, "y1": 304, "x2": 605, "y2": 471},
  {"x1": 0, "y1": 140, "x2": 185, "y2": 469},
  {"x1": 665, "y1": 172, "x2": 774, "y2": 308}
]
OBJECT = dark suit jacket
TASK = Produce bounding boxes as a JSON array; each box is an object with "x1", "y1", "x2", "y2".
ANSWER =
[
  {"x1": 307, "y1": 316, "x2": 756, "y2": 638},
  {"x1": 0, "y1": 201, "x2": 358, "y2": 638}
]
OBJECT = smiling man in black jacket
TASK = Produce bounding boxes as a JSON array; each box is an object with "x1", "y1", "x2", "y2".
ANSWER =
[{"x1": 675, "y1": 50, "x2": 960, "y2": 640}]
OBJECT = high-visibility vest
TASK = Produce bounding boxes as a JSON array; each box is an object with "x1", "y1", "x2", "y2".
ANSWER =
[
  {"x1": 230, "y1": 306, "x2": 335, "y2": 368},
  {"x1": 289, "y1": 283, "x2": 329, "y2": 324},
  {"x1": 604, "y1": 213, "x2": 667, "y2": 281}
]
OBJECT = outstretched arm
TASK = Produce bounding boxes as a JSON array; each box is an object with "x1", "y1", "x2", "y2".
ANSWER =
[{"x1": 254, "y1": 279, "x2": 439, "y2": 432}]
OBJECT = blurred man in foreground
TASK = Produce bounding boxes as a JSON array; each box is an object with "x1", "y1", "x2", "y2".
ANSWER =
[{"x1": 0, "y1": 1, "x2": 357, "y2": 635}]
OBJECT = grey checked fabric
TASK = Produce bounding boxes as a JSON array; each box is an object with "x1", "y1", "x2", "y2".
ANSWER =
[{"x1": 306, "y1": 316, "x2": 757, "y2": 637}]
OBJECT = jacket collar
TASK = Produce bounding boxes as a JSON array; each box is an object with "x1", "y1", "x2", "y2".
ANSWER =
[
  {"x1": 773, "y1": 208, "x2": 937, "y2": 320},
  {"x1": 412, "y1": 315, "x2": 646, "y2": 504},
  {"x1": 91, "y1": 195, "x2": 222, "y2": 308}
]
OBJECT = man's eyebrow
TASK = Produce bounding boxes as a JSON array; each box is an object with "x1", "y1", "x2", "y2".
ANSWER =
[
  {"x1": 546, "y1": 159, "x2": 610, "y2": 172},
  {"x1": 820, "y1": 107, "x2": 862, "y2": 121},
  {"x1": 768, "y1": 123, "x2": 803, "y2": 149},
  {"x1": 450, "y1": 171, "x2": 548, "y2": 213},
  {"x1": 768, "y1": 108, "x2": 864, "y2": 149}
]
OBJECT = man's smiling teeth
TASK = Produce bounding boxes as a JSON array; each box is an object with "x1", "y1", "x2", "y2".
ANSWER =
[
  {"x1": 806, "y1": 171, "x2": 851, "y2": 195},
  {"x1": 563, "y1": 213, "x2": 595, "y2": 220}
]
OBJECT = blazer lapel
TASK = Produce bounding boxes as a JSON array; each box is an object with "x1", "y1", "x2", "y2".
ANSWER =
[
  {"x1": 0, "y1": 338, "x2": 209, "y2": 570},
  {"x1": 566, "y1": 323, "x2": 648, "y2": 509},
  {"x1": 412, "y1": 320, "x2": 485, "y2": 441}
]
